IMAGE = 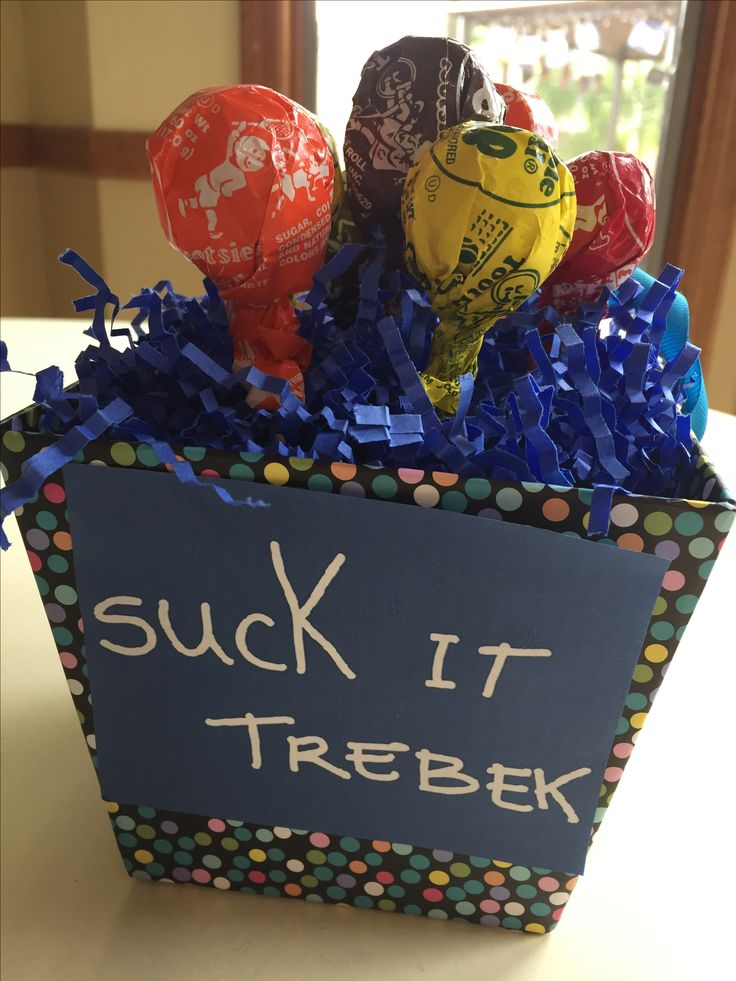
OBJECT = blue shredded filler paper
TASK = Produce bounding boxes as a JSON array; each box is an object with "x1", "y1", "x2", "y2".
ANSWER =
[{"x1": 0, "y1": 247, "x2": 699, "y2": 546}]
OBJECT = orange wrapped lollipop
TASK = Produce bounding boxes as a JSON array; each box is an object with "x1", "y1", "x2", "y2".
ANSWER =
[
  {"x1": 494, "y1": 82, "x2": 558, "y2": 148},
  {"x1": 146, "y1": 85, "x2": 334, "y2": 403}
]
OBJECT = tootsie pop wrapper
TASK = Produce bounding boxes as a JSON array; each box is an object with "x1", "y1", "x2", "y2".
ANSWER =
[
  {"x1": 310, "y1": 113, "x2": 344, "y2": 220},
  {"x1": 303, "y1": 112, "x2": 358, "y2": 258},
  {"x1": 345, "y1": 35, "x2": 506, "y2": 262},
  {"x1": 146, "y1": 84, "x2": 334, "y2": 402},
  {"x1": 539, "y1": 150, "x2": 655, "y2": 314},
  {"x1": 313, "y1": 116, "x2": 356, "y2": 257},
  {"x1": 403, "y1": 124, "x2": 576, "y2": 414},
  {"x1": 495, "y1": 82, "x2": 559, "y2": 148}
]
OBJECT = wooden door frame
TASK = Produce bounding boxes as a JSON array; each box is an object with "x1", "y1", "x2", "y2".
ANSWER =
[
  {"x1": 239, "y1": 0, "x2": 318, "y2": 111},
  {"x1": 663, "y1": 0, "x2": 736, "y2": 370}
]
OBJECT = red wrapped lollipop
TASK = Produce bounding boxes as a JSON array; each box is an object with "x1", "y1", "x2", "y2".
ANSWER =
[
  {"x1": 495, "y1": 82, "x2": 558, "y2": 148},
  {"x1": 539, "y1": 150, "x2": 655, "y2": 314},
  {"x1": 146, "y1": 85, "x2": 334, "y2": 403}
]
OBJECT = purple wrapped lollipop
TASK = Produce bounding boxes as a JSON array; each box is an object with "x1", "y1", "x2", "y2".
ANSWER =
[{"x1": 344, "y1": 35, "x2": 505, "y2": 264}]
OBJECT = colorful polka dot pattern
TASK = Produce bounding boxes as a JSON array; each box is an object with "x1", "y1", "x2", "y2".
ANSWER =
[
  {"x1": 105, "y1": 801, "x2": 577, "y2": 929},
  {"x1": 2, "y1": 419, "x2": 734, "y2": 934}
]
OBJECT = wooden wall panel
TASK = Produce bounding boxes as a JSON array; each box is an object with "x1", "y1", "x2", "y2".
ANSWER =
[
  {"x1": 240, "y1": 0, "x2": 317, "y2": 110},
  {"x1": 1, "y1": 124, "x2": 149, "y2": 178}
]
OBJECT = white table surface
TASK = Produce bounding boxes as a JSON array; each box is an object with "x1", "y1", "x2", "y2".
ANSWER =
[{"x1": 1, "y1": 318, "x2": 735, "y2": 981}]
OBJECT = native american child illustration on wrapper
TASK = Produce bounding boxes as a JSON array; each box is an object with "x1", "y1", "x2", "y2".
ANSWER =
[{"x1": 176, "y1": 119, "x2": 332, "y2": 240}]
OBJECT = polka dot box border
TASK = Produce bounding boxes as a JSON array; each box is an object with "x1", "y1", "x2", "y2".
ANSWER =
[{"x1": 2, "y1": 413, "x2": 734, "y2": 935}]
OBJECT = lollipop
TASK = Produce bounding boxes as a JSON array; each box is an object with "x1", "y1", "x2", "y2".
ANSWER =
[
  {"x1": 311, "y1": 114, "x2": 344, "y2": 221},
  {"x1": 146, "y1": 85, "x2": 334, "y2": 403},
  {"x1": 403, "y1": 124, "x2": 577, "y2": 413},
  {"x1": 495, "y1": 82, "x2": 558, "y2": 148},
  {"x1": 539, "y1": 150, "x2": 655, "y2": 314},
  {"x1": 345, "y1": 35, "x2": 506, "y2": 263}
]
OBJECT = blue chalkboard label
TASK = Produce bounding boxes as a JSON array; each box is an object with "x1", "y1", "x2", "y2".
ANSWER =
[{"x1": 64, "y1": 464, "x2": 668, "y2": 874}]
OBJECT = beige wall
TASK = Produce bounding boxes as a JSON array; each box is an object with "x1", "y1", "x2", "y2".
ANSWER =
[
  {"x1": 96, "y1": 180, "x2": 204, "y2": 300},
  {"x1": 0, "y1": 167, "x2": 49, "y2": 316},
  {"x1": 21, "y1": 1, "x2": 103, "y2": 312},
  {"x1": 1, "y1": 0, "x2": 101, "y2": 316},
  {"x1": 1, "y1": 0, "x2": 31, "y2": 124},
  {"x1": 85, "y1": 0, "x2": 241, "y2": 303},
  {"x1": 23, "y1": 0, "x2": 93, "y2": 126},
  {"x1": 1, "y1": 0, "x2": 240, "y2": 317},
  {"x1": 0, "y1": 0, "x2": 49, "y2": 315},
  {"x1": 86, "y1": 0, "x2": 240, "y2": 131},
  {"x1": 37, "y1": 170, "x2": 103, "y2": 314}
]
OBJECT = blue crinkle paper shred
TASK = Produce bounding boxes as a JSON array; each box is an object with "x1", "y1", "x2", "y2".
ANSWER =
[{"x1": 0, "y1": 246, "x2": 698, "y2": 547}]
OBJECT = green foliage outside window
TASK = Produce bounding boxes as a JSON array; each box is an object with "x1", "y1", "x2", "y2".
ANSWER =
[{"x1": 469, "y1": 25, "x2": 670, "y2": 173}]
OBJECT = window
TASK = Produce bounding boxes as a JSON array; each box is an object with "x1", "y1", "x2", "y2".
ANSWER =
[
  {"x1": 316, "y1": 0, "x2": 685, "y2": 183},
  {"x1": 454, "y1": 1, "x2": 684, "y2": 178}
]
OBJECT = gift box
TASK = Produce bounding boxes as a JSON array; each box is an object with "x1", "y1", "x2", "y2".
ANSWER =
[
  {"x1": 0, "y1": 54, "x2": 731, "y2": 938},
  {"x1": 2, "y1": 402, "x2": 733, "y2": 934}
]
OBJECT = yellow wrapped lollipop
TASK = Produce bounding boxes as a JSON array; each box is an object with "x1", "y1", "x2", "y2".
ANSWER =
[{"x1": 402, "y1": 124, "x2": 577, "y2": 413}]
